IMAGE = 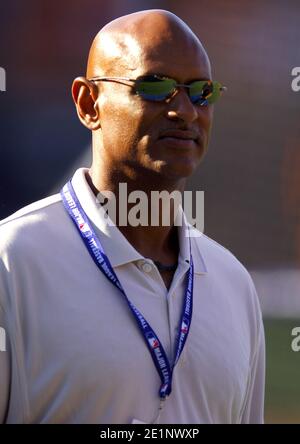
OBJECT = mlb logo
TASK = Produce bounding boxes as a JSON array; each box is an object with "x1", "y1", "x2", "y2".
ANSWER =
[
  {"x1": 79, "y1": 222, "x2": 89, "y2": 232},
  {"x1": 181, "y1": 320, "x2": 189, "y2": 334},
  {"x1": 148, "y1": 336, "x2": 159, "y2": 349}
]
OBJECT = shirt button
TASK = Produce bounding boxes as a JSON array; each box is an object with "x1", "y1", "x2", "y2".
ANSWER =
[{"x1": 140, "y1": 261, "x2": 153, "y2": 273}]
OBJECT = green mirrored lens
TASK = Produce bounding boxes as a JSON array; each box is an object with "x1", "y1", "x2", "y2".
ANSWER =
[
  {"x1": 190, "y1": 80, "x2": 221, "y2": 105},
  {"x1": 136, "y1": 78, "x2": 176, "y2": 101},
  {"x1": 206, "y1": 81, "x2": 221, "y2": 104},
  {"x1": 135, "y1": 76, "x2": 224, "y2": 104}
]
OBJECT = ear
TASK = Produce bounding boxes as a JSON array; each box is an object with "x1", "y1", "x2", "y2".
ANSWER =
[{"x1": 72, "y1": 77, "x2": 101, "y2": 130}]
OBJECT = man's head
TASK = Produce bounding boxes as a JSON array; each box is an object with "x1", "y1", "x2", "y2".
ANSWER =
[{"x1": 72, "y1": 10, "x2": 218, "y2": 188}]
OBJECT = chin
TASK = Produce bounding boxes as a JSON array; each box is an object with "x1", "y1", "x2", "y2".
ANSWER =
[
  {"x1": 144, "y1": 141, "x2": 207, "y2": 182},
  {"x1": 165, "y1": 148, "x2": 206, "y2": 179},
  {"x1": 159, "y1": 159, "x2": 200, "y2": 181}
]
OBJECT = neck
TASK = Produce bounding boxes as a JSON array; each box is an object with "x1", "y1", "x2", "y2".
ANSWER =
[{"x1": 87, "y1": 165, "x2": 185, "y2": 263}]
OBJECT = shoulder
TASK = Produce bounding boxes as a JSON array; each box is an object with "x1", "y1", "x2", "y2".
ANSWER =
[
  {"x1": 0, "y1": 193, "x2": 68, "y2": 257},
  {"x1": 0, "y1": 194, "x2": 62, "y2": 227},
  {"x1": 191, "y1": 228, "x2": 263, "y2": 342},
  {"x1": 192, "y1": 227, "x2": 250, "y2": 278},
  {"x1": 0, "y1": 193, "x2": 61, "y2": 225},
  {"x1": 191, "y1": 228, "x2": 260, "y2": 308}
]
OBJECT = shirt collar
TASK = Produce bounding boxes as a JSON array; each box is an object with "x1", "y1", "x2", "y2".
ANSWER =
[{"x1": 70, "y1": 168, "x2": 207, "y2": 274}]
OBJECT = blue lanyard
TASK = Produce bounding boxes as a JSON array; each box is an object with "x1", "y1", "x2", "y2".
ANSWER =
[{"x1": 60, "y1": 180, "x2": 194, "y2": 399}]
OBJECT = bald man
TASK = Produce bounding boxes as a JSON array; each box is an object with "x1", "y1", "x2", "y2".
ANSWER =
[{"x1": 0, "y1": 10, "x2": 265, "y2": 424}]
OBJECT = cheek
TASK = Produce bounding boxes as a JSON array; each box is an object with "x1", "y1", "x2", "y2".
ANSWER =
[
  {"x1": 101, "y1": 98, "x2": 158, "y2": 147},
  {"x1": 98, "y1": 89, "x2": 166, "y2": 161},
  {"x1": 100, "y1": 99, "x2": 141, "y2": 150},
  {"x1": 198, "y1": 105, "x2": 213, "y2": 126},
  {"x1": 197, "y1": 107, "x2": 214, "y2": 143},
  {"x1": 206, "y1": 106, "x2": 214, "y2": 130}
]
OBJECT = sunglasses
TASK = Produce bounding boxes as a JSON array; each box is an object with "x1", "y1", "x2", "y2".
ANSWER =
[{"x1": 88, "y1": 74, "x2": 226, "y2": 106}]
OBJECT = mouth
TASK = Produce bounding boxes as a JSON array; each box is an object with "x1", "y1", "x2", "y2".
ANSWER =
[
  {"x1": 159, "y1": 129, "x2": 199, "y2": 144},
  {"x1": 158, "y1": 129, "x2": 201, "y2": 152}
]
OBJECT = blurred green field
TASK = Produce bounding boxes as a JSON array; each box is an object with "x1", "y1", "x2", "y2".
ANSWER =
[{"x1": 264, "y1": 318, "x2": 300, "y2": 424}]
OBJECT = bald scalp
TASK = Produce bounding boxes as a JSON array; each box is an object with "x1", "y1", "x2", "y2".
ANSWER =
[{"x1": 86, "y1": 9, "x2": 210, "y2": 78}]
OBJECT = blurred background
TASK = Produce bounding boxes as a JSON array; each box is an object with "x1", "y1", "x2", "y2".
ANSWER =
[{"x1": 0, "y1": 0, "x2": 299, "y2": 423}]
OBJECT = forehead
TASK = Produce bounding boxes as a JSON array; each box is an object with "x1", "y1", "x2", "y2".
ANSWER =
[
  {"x1": 137, "y1": 42, "x2": 209, "y2": 82},
  {"x1": 106, "y1": 30, "x2": 211, "y2": 82}
]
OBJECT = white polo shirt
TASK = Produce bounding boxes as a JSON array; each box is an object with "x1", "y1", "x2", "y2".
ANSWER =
[{"x1": 0, "y1": 168, "x2": 265, "y2": 424}]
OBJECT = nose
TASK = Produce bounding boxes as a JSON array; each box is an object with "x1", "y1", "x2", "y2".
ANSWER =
[{"x1": 166, "y1": 87, "x2": 198, "y2": 124}]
